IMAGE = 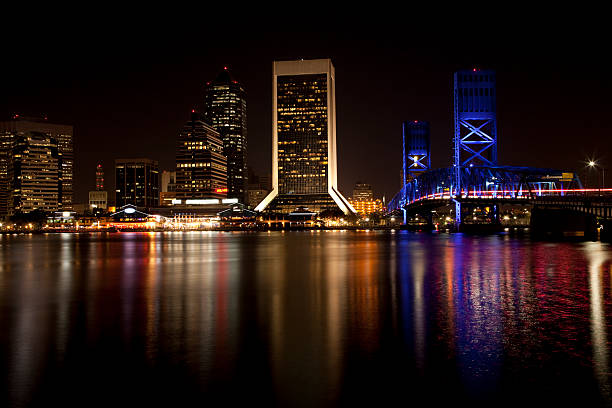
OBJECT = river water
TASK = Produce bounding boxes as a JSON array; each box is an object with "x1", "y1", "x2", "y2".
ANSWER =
[{"x1": 1, "y1": 231, "x2": 611, "y2": 407}]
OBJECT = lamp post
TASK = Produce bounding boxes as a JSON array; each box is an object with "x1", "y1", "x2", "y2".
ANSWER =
[{"x1": 588, "y1": 160, "x2": 607, "y2": 194}]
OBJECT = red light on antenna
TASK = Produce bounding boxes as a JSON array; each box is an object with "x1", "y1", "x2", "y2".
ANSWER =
[
  {"x1": 413, "y1": 120, "x2": 418, "y2": 123},
  {"x1": 224, "y1": 66, "x2": 228, "y2": 70},
  {"x1": 473, "y1": 68, "x2": 477, "y2": 72},
  {"x1": 191, "y1": 109, "x2": 195, "y2": 113}
]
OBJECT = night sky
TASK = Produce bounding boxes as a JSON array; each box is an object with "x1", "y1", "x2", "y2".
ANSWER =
[{"x1": 2, "y1": 18, "x2": 611, "y2": 204}]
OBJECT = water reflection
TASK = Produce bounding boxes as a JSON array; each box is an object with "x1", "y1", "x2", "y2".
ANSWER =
[{"x1": 0, "y1": 232, "x2": 611, "y2": 406}]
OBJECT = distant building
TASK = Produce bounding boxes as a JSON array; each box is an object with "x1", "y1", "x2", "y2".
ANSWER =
[
  {"x1": 89, "y1": 163, "x2": 108, "y2": 210},
  {"x1": 115, "y1": 158, "x2": 159, "y2": 208},
  {"x1": 347, "y1": 197, "x2": 384, "y2": 216},
  {"x1": 247, "y1": 167, "x2": 272, "y2": 209},
  {"x1": 204, "y1": 67, "x2": 248, "y2": 203},
  {"x1": 352, "y1": 182, "x2": 373, "y2": 201},
  {"x1": 0, "y1": 116, "x2": 73, "y2": 216},
  {"x1": 255, "y1": 58, "x2": 354, "y2": 214},
  {"x1": 349, "y1": 182, "x2": 382, "y2": 216},
  {"x1": 96, "y1": 163, "x2": 105, "y2": 190},
  {"x1": 403, "y1": 120, "x2": 431, "y2": 183},
  {"x1": 160, "y1": 170, "x2": 177, "y2": 206},
  {"x1": 89, "y1": 191, "x2": 107, "y2": 210},
  {"x1": 175, "y1": 111, "x2": 227, "y2": 201}
]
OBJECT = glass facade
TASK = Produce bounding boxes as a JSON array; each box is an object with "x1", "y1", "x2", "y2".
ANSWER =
[
  {"x1": 8, "y1": 132, "x2": 61, "y2": 214},
  {"x1": 0, "y1": 117, "x2": 73, "y2": 215},
  {"x1": 204, "y1": 69, "x2": 247, "y2": 202},
  {"x1": 257, "y1": 59, "x2": 354, "y2": 215},
  {"x1": 175, "y1": 112, "x2": 227, "y2": 200},
  {"x1": 115, "y1": 159, "x2": 159, "y2": 208},
  {"x1": 277, "y1": 74, "x2": 328, "y2": 194}
]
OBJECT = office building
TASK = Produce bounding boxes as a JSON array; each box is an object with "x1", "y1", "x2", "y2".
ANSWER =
[
  {"x1": 7, "y1": 131, "x2": 61, "y2": 215},
  {"x1": 160, "y1": 170, "x2": 177, "y2": 206},
  {"x1": 204, "y1": 67, "x2": 247, "y2": 202},
  {"x1": 115, "y1": 158, "x2": 159, "y2": 208},
  {"x1": 255, "y1": 58, "x2": 354, "y2": 214},
  {"x1": 89, "y1": 163, "x2": 107, "y2": 210},
  {"x1": 347, "y1": 197, "x2": 384, "y2": 216},
  {"x1": 175, "y1": 111, "x2": 227, "y2": 201},
  {"x1": 403, "y1": 120, "x2": 431, "y2": 183},
  {"x1": 0, "y1": 116, "x2": 73, "y2": 215},
  {"x1": 352, "y1": 182, "x2": 373, "y2": 201}
]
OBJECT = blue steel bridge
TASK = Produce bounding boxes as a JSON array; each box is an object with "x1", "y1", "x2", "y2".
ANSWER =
[
  {"x1": 388, "y1": 165, "x2": 583, "y2": 214},
  {"x1": 387, "y1": 69, "x2": 612, "y2": 233}
]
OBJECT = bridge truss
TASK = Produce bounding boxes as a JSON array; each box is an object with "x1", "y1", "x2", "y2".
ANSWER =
[{"x1": 387, "y1": 165, "x2": 583, "y2": 218}]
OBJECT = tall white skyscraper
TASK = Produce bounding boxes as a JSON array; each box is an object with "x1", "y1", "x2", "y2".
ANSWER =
[{"x1": 256, "y1": 58, "x2": 354, "y2": 214}]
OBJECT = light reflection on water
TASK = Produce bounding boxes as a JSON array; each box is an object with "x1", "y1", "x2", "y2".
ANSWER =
[{"x1": 0, "y1": 231, "x2": 611, "y2": 407}]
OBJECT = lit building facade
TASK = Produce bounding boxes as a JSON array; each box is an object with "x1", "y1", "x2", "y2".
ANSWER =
[
  {"x1": 89, "y1": 191, "x2": 107, "y2": 210},
  {"x1": 8, "y1": 132, "x2": 61, "y2": 215},
  {"x1": 349, "y1": 182, "x2": 382, "y2": 216},
  {"x1": 403, "y1": 120, "x2": 431, "y2": 183},
  {"x1": 204, "y1": 68, "x2": 247, "y2": 202},
  {"x1": 0, "y1": 116, "x2": 73, "y2": 215},
  {"x1": 347, "y1": 197, "x2": 384, "y2": 216},
  {"x1": 256, "y1": 59, "x2": 353, "y2": 214},
  {"x1": 175, "y1": 111, "x2": 227, "y2": 201},
  {"x1": 115, "y1": 158, "x2": 159, "y2": 208}
]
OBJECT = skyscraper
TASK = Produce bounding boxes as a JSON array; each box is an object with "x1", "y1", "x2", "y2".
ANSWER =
[
  {"x1": 204, "y1": 67, "x2": 247, "y2": 202},
  {"x1": 0, "y1": 116, "x2": 73, "y2": 216},
  {"x1": 175, "y1": 111, "x2": 227, "y2": 201},
  {"x1": 8, "y1": 132, "x2": 61, "y2": 215},
  {"x1": 255, "y1": 59, "x2": 354, "y2": 214},
  {"x1": 115, "y1": 158, "x2": 159, "y2": 208},
  {"x1": 403, "y1": 120, "x2": 431, "y2": 183}
]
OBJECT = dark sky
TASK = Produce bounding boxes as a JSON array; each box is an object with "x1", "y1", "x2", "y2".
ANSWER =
[{"x1": 2, "y1": 16, "x2": 611, "y2": 204}]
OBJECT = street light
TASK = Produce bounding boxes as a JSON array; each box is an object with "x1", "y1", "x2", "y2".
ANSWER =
[{"x1": 587, "y1": 159, "x2": 606, "y2": 192}]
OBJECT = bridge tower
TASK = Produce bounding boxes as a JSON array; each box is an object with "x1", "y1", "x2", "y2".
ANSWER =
[
  {"x1": 403, "y1": 120, "x2": 431, "y2": 184},
  {"x1": 453, "y1": 69, "x2": 498, "y2": 225}
]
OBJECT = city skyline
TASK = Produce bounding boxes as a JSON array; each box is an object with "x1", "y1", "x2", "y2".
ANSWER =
[{"x1": 2, "y1": 29, "x2": 610, "y2": 205}]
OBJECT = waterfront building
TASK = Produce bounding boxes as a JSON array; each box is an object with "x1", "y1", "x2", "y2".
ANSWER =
[
  {"x1": 403, "y1": 120, "x2": 431, "y2": 183},
  {"x1": 114, "y1": 158, "x2": 159, "y2": 208},
  {"x1": 204, "y1": 67, "x2": 247, "y2": 203},
  {"x1": 347, "y1": 197, "x2": 384, "y2": 216},
  {"x1": 175, "y1": 111, "x2": 227, "y2": 201},
  {"x1": 255, "y1": 58, "x2": 354, "y2": 214},
  {"x1": 0, "y1": 116, "x2": 73, "y2": 216},
  {"x1": 88, "y1": 191, "x2": 107, "y2": 210},
  {"x1": 6, "y1": 131, "x2": 61, "y2": 215}
]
